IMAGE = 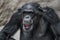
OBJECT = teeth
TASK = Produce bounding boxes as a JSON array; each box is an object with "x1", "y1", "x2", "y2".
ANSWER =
[
  {"x1": 24, "y1": 24, "x2": 31, "y2": 29},
  {"x1": 26, "y1": 27, "x2": 29, "y2": 28}
]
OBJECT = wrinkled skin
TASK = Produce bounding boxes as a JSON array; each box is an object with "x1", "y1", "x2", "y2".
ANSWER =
[{"x1": 0, "y1": 3, "x2": 60, "y2": 40}]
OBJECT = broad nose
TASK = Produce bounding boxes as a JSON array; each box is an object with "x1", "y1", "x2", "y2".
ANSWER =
[
  {"x1": 23, "y1": 15, "x2": 32, "y2": 24},
  {"x1": 24, "y1": 15, "x2": 31, "y2": 20},
  {"x1": 26, "y1": 15, "x2": 30, "y2": 19}
]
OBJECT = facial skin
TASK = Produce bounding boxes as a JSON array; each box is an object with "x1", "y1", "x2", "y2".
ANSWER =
[
  {"x1": 23, "y1": 14, "x2": 33, "y2": 32},
  {"x1": 22, "y1": 12, "x2": 39, "y2": 32}
]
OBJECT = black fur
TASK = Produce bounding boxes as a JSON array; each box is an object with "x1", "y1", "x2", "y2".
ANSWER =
[{"x1": 0, "y1": 3, "x2": 60, "y2": 40}]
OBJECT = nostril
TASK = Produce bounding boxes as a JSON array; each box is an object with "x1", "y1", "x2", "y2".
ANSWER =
[
  {"x1": 26, "y1": 16, "x2": 29, "y2": 18},
  {"x1": 24, "y1": 15, "x2": 31, "y2": 19}
]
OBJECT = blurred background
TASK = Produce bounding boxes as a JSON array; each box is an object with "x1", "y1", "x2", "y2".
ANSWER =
[{"x1": 0, "y1": 0, "x2": 60, "y2": 40}]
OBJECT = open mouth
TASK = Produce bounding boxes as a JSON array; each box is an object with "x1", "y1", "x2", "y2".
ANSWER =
[{"x1": 24, "y1": 24, "x2": 31, "y2": 29}]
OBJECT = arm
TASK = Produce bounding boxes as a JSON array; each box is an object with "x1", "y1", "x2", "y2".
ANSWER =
[
  {"x1": 51, "y1": 22, "x2": 60, "y2": 40},
  {"x1": 0, "y1": 11, "x2": 21, "y2": 40},
  {"x1": 43, "y1": 7, "x2": 60, "y2": 40},
  {"x1": 33, "y1": 17, "x2": 53, "y2": 40},
  {"x1": 33, "y1": 17, "x2": 49, "y2": 37},
  {"x1": 42, "y1": 7, "x2": 59, "y2": 24},
  {"x1": 38, "y1": 17, "x2": 49, "y2": 36}
]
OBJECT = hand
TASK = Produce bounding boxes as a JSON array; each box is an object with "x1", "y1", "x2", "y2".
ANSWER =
[{"x1": 42, "y1": 7, "x2": 59, "y2": 24}]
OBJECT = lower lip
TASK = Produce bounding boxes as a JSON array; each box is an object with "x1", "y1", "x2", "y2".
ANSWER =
[{"x1": 25, "y1": 25, "x2": 31, "y2": 28}]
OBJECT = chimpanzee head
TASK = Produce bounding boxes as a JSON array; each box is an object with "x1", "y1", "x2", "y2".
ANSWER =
[{"x1": 20, "y1": 3, "x2": 43, "y2": 32}]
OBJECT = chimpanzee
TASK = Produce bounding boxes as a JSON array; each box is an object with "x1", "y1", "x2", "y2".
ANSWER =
[{"x1": 0, "y1": 2, "x2": 60, "y2": 40}]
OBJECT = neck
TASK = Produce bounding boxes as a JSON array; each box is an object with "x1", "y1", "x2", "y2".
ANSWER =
[{"x1": 20, "y1": 31, "x2": 32, "y2": 40}]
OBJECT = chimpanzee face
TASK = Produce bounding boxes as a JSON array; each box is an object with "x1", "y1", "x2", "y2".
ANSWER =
[{"x1": 22, "y1": 12, "x2": 39, "y2": 32}]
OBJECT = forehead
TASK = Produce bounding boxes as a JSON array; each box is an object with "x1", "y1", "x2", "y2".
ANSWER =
[{"x1": 22, "y1": 12, "x2": 34, "y2": 16}]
